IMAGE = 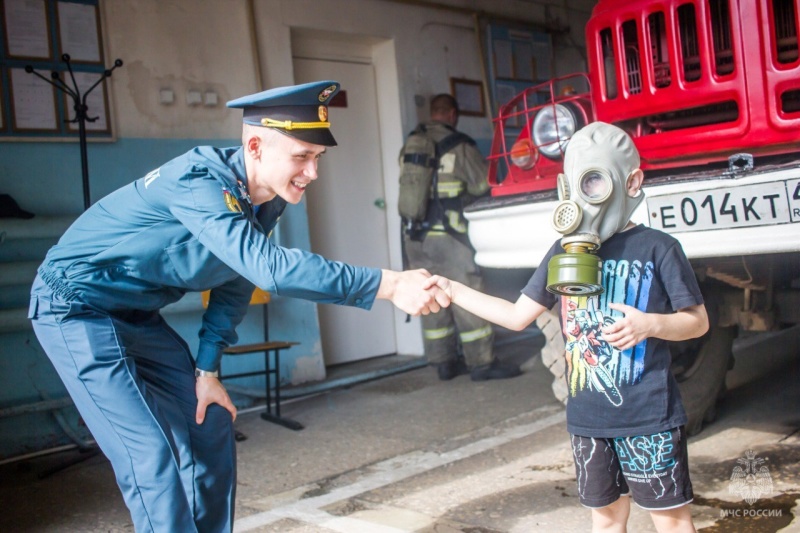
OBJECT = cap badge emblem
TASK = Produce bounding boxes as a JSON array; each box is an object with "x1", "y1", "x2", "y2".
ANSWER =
[
  {"x1": 318, "y1": 85, "x2": 337, "y2": 102},
  {"x1": 318, "y1": 105, "x2": 328, "y2": 122}
]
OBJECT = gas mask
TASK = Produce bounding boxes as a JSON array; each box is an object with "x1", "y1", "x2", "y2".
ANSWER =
[{"x1": 546, "y1": 122, "x2": 644, "y2": 296}]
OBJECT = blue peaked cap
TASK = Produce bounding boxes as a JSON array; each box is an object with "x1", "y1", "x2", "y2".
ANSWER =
[{"x1": 227, "y1": 80, "x2": 340, "y2": 146}]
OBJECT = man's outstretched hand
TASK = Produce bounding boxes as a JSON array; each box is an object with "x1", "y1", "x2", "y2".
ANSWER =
[{"x1": 378, "y1": 269, "x2": 451, "y2": 316}]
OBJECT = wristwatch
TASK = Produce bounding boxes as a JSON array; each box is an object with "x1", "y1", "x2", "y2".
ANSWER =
[{"x1": 195, "y1": 368, "x2": 219, "y2": 378}]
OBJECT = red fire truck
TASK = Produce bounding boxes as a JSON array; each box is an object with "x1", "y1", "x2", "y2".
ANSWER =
[{"x1": 466, "y1": 0, "x2": 800, "y2": 434}]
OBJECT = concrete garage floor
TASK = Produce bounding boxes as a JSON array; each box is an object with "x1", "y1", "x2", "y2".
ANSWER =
[{"x1": 1, "y1": 328, "x2": 798, "y2": 533}]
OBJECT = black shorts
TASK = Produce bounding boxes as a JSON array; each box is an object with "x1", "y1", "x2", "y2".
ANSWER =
[{"x1": 570, "y1": 426, "x2": 693, "y2": 510}]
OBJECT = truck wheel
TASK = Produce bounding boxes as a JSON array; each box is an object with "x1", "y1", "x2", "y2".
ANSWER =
[
  {"x1": 672, "y1": 325, "x2": 736, "y2": 436},
  {"x1": 536, "y1": 307, "x2": 569, "y2": 405}
]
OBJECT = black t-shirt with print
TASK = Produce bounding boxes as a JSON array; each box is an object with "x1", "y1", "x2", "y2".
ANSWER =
[{"x1": 523, "y1": 225, "x2": 703, "y2": 438}]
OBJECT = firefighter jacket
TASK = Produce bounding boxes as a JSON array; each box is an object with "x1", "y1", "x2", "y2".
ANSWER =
[{"x1": 400, "y1": 121, "x2": 489, "y2": 233}]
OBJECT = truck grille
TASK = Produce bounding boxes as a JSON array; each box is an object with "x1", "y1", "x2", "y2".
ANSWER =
[
  {"x1": 601, "y1": 0, "x2": 736, "y2": 130},
  {"x1": 589, "y1": 0, "x2": 800, "y2": 153},
  {"x1": 646, "y1": 101, "x2": 738, "y2": 131}
]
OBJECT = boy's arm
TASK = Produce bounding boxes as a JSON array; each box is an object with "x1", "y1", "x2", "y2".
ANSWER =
[
  {"x1": 427, "y1": 275, "x2": 548, "y2": 331},
  {"x1": 602, "y1": 302, "x2": 709, "y2": 351}
]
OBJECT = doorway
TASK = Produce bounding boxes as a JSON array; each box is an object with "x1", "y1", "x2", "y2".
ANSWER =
[{"x1": 293, "y1": 55, "x2": 396, "y2": 365}]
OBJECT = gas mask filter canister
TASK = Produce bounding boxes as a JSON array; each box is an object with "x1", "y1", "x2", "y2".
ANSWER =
[{"x1": 546, "y1": 122, "x2": 644, "y2": 296}]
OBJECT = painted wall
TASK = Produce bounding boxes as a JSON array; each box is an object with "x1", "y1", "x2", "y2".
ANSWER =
[{"x1": 0, "y1": 0, "x2": 595, "y2": 459}]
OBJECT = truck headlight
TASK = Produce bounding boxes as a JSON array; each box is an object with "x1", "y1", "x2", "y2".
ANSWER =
[{"x1": 532, "y1": 103, "x2": 581, "y2": 160}]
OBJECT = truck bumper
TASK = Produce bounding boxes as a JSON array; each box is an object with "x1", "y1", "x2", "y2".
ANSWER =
[{"x1": 466, "y1": 166, "x2": 800, "y2": 269}]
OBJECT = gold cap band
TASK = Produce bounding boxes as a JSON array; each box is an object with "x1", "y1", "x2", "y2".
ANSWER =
[{"x1": 260, "y1": 118, "x2": 331, "y2": 130}]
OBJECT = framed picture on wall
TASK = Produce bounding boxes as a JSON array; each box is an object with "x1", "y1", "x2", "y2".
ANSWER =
[
  {"x1": 9, "y1": 67, "x2": 58, "y2": 132},
  {"x1": 56, "y1": 0, "x2": 103, "y2": 64},
  {"x1": 450, "y1": 78, "x2": 485, "y2": 117},
  {"x1": 3, "y1": 0, "x2": 53, "y2": 60}
]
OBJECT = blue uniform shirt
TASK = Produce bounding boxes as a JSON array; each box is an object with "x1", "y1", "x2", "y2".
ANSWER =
[{"x1": 38, "y1": 146, "x2": 382, "y2": 371}]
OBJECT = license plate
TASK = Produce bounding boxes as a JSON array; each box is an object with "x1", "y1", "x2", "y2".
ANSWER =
[{"x1": 647, "y1": 178, "x2": 800, "y2": 233}]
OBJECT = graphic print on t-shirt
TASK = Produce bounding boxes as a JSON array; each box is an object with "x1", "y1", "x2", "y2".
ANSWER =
[{"x1": 561, "y1": 258, "x2": 654, "y2": 405}]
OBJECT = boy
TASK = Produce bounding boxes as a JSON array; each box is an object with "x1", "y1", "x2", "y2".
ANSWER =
[{"x1": 427, "y1": 122, "x2": 708, "y2": 532}]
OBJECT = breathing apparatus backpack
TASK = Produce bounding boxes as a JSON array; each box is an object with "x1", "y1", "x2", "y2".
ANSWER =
[{"x1": 398, "y1": 124, "x2": 473, "y2": 239}]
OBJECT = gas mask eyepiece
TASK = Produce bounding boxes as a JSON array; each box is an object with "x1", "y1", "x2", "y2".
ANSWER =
[{"x1": 578, "y1": 170, "x2": 613, "y2": 204}]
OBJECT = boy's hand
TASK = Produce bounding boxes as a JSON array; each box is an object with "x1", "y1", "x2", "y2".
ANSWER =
[
  {"x1": 601, "y1": 302, "x2": 653, "y2": 351},
  {"x1": 424, "y1": 275, "x2": 454, "y2": 300}
]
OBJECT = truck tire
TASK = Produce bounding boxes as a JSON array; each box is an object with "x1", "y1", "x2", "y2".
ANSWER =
[
  {"x1": 536, "y1": 305, "x2": 735, "y2": 436},
  {"x1": 536, "y1": 307, "x2": 569, "y2": 404},
  {"x1": 672, "y1": 325, "x2": 736, "y2": 436}
]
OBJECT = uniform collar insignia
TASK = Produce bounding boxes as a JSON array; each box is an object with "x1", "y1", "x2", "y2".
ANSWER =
[
  {"x1": 236, "y1": 180, "x2": 252, "y2": 206},
  {"x1": 223, "y1": 188, "x2": 242, "y2": 213}
]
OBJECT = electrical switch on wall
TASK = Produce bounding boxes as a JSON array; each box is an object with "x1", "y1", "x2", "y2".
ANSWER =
[
  {"x1": 159, "y1": 88, "x2": 175, "y2": 105},
  {"x1": 186, "y1": 90, "x2": 202, "y2": 106}
]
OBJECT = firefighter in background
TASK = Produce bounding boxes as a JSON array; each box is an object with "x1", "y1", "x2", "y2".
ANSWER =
[{"x1": 398, "y1": 93, "x2": 522, "y2": 381}]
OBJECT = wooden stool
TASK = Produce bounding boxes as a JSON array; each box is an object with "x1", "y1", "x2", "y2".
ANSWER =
[
  {"x1": 222, "y1": 341, "x2": 303, "y2": 431},
  {"x1": 202, "y1": 288, "x2": 302, "y2": 431}
]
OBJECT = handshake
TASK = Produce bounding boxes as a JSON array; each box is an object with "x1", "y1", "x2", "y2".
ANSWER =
[{"x1": 378, "y1": 269, "x2": 454, "y2": 316}]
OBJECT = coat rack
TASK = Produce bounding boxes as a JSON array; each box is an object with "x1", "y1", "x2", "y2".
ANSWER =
[{"x1": 26, "y1": 54, "x2": 123, "y2": 211}]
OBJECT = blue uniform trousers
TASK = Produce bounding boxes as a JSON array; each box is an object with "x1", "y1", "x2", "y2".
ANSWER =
[{"x1": 29, "y1": 278, "x2": 236, "y2": 533}]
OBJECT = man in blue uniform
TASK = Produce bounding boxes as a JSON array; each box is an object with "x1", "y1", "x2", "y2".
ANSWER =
[{"x1": 29, "y1": 80, "x2": 448, "y2": 533}]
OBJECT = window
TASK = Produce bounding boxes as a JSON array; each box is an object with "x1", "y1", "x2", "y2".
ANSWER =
[{"x1": 0, "y1": 0, "x2": 113, "y2": 140}]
